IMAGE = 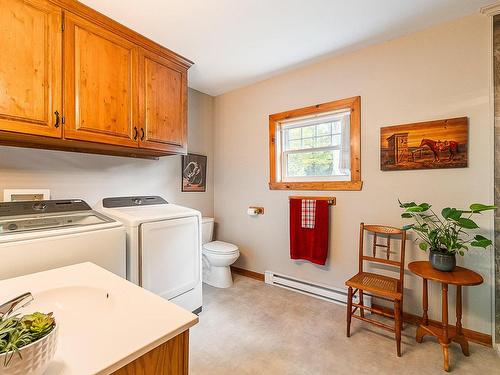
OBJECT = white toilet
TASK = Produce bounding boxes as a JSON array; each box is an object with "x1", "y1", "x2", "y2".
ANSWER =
[{"x1": 201, "y1": 217, "x2": 239, "y2": 288}]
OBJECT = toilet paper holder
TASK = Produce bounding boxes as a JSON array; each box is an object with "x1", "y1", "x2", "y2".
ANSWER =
[{"x1": 248, "y1": 206, "x2": 264, "y2": 215}]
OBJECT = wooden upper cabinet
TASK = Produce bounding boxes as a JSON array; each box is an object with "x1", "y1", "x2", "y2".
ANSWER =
[
  {"x1": 138, "y1": 50, "x2": 187, "y2": 153},
  {"x1": 0, "y1": 0, "x2": 62, "y2": 138},
  {"x1": 63, "y1": 12, "x2": 139, "y2": 147},
  {"x1": 0, "y1": 0, "x2": 192, "y2": 158}
]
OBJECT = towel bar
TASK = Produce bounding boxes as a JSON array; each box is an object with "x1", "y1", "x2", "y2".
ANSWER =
[{"x1": 288, "y1": 196, "x2": 336, "y2": 206}]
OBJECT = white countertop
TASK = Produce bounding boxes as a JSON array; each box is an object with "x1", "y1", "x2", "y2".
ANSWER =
[{"x1": 0, "y1": 262, "x2": 199, "y2": 375}]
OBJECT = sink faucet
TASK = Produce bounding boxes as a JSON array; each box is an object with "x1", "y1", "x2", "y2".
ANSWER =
[{"x1": 0, "y1": 292, "x2": 33, "y2": 318}]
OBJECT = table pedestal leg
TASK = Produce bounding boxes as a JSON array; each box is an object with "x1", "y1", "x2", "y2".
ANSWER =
[
  {"x1": 416, "y1": 278, "x2": 428, "y2": 343},
  {"x1": 442, "y1": 283, "x2": 450, "y2": 372},
  {"x1": 442, "y1": 345, "x2": 450, "y2": 372},
  {"x1": 452, "y1": 285, "x2": 470, "y2": 356}
]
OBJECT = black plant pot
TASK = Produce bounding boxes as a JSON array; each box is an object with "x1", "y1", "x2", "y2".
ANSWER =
[{"x1": 429, "y1": 249, "x2": 456, "y2": 272}]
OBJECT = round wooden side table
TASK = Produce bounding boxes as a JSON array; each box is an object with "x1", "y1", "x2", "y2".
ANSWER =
[{"x1": 408, "y1": 261, "x2": 483, "y2": 372}]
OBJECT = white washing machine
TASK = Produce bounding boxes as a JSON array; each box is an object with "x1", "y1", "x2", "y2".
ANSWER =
[
  {"x1": 98, "y1": 196, "x2": 202, "y2": 313},
  {"x1": 0, "y1": 199, "x2": 126, "y2": 280}
]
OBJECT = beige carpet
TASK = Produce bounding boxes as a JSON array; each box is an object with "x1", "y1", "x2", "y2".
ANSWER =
[{"x1": 190, "y1": 275, "x2": 499, "y2": 375}]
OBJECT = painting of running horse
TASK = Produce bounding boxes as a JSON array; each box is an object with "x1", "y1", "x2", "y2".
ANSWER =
[{"x1": 380, "y1": 117, "x2": 468, "y2": 171}]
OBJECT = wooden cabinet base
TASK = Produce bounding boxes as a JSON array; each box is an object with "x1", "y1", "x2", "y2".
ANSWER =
[
  {"x1": 111, "y1": 331, "x2": 189, "y2": 375},
  {"x1": 0, "y1": 131, "x2": 184, "y2": 159}
]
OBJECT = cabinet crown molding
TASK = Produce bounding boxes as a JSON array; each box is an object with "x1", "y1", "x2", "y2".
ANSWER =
[
  {"x1": 480, "y1": 2, "x2": 500, "y2": 16},
  {"x1": 49, "y1": 0, "x2": 194, "y2": 69}
]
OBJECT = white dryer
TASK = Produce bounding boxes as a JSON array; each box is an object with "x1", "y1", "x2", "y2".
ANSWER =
[
  {"x1": 98, "y1": 196, "x2": 202, "y2": 313},
  {"x1": 0, "y1": 199, "x2": 126, "y2": 280}
]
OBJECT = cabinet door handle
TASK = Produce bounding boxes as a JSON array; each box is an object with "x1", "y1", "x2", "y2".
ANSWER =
[
  {"x1": 54, "y1": 111, "x2": 60, "y2": 128},
  {"x1": 133, "y1": 126, "x2": 138, "y2": 140},
  {"x1": 140, "y1": 128, "x2": 145, "y2": 141}
]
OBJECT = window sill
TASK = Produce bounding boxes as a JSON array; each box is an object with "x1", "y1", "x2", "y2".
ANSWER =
[{"x1": 269, "y1": 180, "x2": 363, "y2": 191}]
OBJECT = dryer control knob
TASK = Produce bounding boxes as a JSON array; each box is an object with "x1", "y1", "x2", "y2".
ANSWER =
[{"x1": 32, "y1": 202, "x2": 47, "y2": 211}]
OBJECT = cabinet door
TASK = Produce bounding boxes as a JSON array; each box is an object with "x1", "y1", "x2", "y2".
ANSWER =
[
  {"x1": 0, "y1": 0, "x2": 62, "y2": 138},
  {"x1": 63, "y1": 13, "x2": 139, "y2": 147},
  {"x1": 138, "y1": 50, "x2": 187, "y2": 153}
]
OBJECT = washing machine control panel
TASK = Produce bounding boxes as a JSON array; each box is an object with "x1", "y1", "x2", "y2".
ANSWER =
[{"x1": 0, "y1": 200, "x2": 114, "y2": 235}]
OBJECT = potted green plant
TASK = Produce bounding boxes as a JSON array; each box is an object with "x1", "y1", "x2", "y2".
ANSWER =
[
  {"x1": 399, "y1": 201, "x2": 495, "y2": 271},
  {"x1": 0, "y1": 311, "x2": 57, "y2": 375}
]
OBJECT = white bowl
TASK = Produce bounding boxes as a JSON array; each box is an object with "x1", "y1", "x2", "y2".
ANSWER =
[{"x1": 0, "y1": 324, "x2": 58, "y2": 375}]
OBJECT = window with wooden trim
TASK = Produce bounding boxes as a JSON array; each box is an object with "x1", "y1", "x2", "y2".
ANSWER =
[{"x1": 269, "y1": 96, "x2": 362, "y2": 191}]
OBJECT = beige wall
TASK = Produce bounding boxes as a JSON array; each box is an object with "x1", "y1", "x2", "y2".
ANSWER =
[
  {"x1": 0, "y1": 88, "x2": 214, "y2": 215},
  {"x1": 214, "y1": 14, "x2": 494, "y2": 334}
]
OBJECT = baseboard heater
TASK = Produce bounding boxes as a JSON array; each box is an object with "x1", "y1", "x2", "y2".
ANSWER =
[{"x1": 264, "y1": 271, "x2": 371, "y2": 308}]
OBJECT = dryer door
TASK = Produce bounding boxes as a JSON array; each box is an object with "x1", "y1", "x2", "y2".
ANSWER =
[{"x1": 139, "y1": 216, "x2": 200, "y2": 300}]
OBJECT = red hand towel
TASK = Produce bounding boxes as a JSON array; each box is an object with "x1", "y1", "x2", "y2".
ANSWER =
[{"x1": 290, "y1": 199, "x2": 329, "y2": 265}]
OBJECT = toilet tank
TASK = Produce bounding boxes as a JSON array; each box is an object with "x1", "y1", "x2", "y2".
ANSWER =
[{"x1": 201, "y1": 217, "x2": 214, "y2": 244}]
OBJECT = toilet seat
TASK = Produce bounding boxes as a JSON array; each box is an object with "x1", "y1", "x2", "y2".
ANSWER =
[{"x1": 203, "y1": 240, "x2": 239, "y2": 255}]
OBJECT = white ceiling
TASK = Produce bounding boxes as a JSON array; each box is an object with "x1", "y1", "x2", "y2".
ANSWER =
[{"x1": 80, "y1": 0, "x2": 492, "y2": 96}]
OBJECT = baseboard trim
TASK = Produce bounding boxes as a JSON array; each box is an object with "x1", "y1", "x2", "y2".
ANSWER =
[
  {"x1": 372, "y1": 303, "x2": 492, "y2": 347},
  {"x1": 231, "y1": 266, "x2": 265, "y2": 282},
  {"x1": 229, "y1": 267, "x2": 492, "y2": 348}
]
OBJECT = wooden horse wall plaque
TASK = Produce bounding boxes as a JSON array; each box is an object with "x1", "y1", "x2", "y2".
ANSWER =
[{"x1": 380, "y1": 117, "x2": 468, "y2": 171}]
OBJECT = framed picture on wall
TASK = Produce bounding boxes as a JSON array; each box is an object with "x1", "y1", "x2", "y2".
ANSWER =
[
  {"x1": 182, "y1": 153, "x2": 207, "y2": 192},
  {"x1": 380, "y1": 117, "x2": 468, "y2": 171}
]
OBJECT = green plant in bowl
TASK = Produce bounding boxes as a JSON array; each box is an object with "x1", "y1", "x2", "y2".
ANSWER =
[
  {"x1": 399, "y1": 200, "x2": 495, "y2": 271},
  {"x1": 0, "y1": 311, "x2": 55, "y2": 366}
]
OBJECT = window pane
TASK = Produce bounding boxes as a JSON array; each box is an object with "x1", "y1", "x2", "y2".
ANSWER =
[
  {"x1": 302, "y1": 125, "x2": 315, "y2": 138},
  {"x1": 288, "y1": 127, "x2": 301, "y2": 140},
  {"x1": 316, "y1": 135, "x2": 332, "y2": 148},
  {"x1": 286, "y1": 151, "x2": 334, "y2": 177},
  {"x1": 316, "y1": 123, "x2": 331, "y2": 136},
  {"x1": 332, "y1": 149, "x2": 341, "y2": 173},
  {"x1": 302, "y1": 138, "x2": 314, "y2": 148},
  {"x1": 287, "y1": 139, "x2": 301, "y2": 150},
  {"x1": 332, "y1": 134, "x2": 341, "y2": 146},
  {"x1": 332, "y1": 121, "x2": 342, "y2": 134}
]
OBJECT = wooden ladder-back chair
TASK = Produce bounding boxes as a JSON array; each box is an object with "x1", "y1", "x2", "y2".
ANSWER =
[{"x1": 345, "y1": 223, "x2": 407, "y2": 357}]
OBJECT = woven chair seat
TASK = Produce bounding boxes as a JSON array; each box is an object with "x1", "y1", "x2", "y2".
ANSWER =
[{"x1": 346, "y1": 272, "x2": 401, "y2": 300}]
